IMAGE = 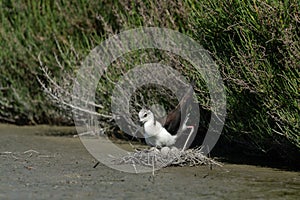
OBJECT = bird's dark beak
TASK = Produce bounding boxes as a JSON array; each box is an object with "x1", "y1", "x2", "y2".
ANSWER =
[{"x1": 139, "y1": 119, "x2": 145, "y2": 126}]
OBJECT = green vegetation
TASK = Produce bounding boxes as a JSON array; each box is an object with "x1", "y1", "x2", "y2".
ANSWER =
[
  {"x1": 1, "y1": 0, "x2": 299, "y2": 164},
  {"x1": 188, "y1": 0, "x2": 299, "y2": 162}
]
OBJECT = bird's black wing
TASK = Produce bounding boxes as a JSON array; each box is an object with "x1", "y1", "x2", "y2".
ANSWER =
[{"x1": 158, "y1": 86, "x2": 194, "y2": 135}]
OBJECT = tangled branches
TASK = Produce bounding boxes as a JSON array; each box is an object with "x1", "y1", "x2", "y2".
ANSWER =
[{"x1": 113, "y1": 146, "x2": 222, "y2": 169}]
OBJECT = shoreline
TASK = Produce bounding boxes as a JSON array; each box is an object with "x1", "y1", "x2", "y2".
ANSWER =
[{"x1": 1, "y1": 123, "x2": 299, "y2": 171}]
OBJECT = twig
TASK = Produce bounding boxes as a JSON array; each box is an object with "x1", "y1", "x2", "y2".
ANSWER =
[
  {"x1": 93, "y1": 162, "x2": 100, "y2": 168},
  {"x1": 0, "y1": 151, "x2": 13, "y2": 155},
  {"x1": 23, "y1": 149, "x2": 39, "y2": 154}
]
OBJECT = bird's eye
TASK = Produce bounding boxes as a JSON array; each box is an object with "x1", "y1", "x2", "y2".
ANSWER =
[{"x1": 143, "y1": 113, "x2": 147, "y2": 118}]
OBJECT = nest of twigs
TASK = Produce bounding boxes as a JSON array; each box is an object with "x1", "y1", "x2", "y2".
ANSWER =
[{"x1": 113, "y1": 146, "x2": 222, "y2": 168}]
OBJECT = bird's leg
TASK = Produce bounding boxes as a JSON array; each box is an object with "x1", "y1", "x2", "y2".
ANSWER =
[
  {"x1": 181, "y1": 113, "x2": 191, "y2": 132},
  {"x1": 182, "y1": 125, "x2": 194, "y2": 151}
]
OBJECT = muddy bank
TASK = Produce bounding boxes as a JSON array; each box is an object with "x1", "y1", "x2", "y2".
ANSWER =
[{"x1": 0, "y1": 125, "x2": 299, "y2": 199}]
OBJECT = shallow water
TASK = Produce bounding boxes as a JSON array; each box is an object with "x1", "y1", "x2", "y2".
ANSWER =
[{"x1": 0, "y1": 125, "x2": 299, "y2": 199}]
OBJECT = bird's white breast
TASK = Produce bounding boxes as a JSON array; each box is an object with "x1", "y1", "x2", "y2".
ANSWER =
[{"x1": 143, "y1": 120, "x2": 176, "y2": 147}]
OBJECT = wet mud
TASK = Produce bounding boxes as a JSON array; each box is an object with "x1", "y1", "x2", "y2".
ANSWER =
[{"x1": 0, "y1": 125, "x2": 299, "y2": 199}]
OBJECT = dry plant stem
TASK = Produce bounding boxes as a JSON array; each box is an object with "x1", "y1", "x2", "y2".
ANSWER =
[
  {"x1": 1, "y1": 149, "x2": 55, "y2": 160},
  {"x1": 182, "y1": 126, "x2": 194, "y2": 151},
  {"x1": 37, "y1": 53, "x2": 112, "y2": 119},
  {"x1": 23, "y1": 149, "x2": 39, "y2": 154}
]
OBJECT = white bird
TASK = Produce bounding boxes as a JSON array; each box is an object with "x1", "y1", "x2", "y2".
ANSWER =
[
  {"x1": 139, "y1": 108, "x2": 177, "y2": 147},
  {"x1": 138, "y1": 86, "x2": 195, "y2": 149}
]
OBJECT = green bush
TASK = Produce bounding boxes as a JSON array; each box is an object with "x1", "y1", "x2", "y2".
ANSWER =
[
  {"x1": 0, "y1": 0, "x2": 116, "y2": 124},
  {"x1": 188, "y1": 0, "x2": 299, "y2": 159},
  {"x1": 0, "y1": 0, "x2": 189, "y2": 124}
]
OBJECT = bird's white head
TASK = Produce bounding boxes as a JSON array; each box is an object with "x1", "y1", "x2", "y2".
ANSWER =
[{"x1": 138, "y1": 108, "x2": 154, "y2": 124}]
